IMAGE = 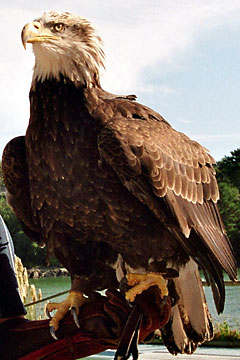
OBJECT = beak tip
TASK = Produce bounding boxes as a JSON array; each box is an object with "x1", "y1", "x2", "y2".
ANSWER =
[{"x1": 21, "y1": 28, "x2": 26, "y2": 50}]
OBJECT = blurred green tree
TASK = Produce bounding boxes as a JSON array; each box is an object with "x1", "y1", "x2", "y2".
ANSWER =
[{"x1": 216, "y1": 148, "x2": 240, "y2": 191}]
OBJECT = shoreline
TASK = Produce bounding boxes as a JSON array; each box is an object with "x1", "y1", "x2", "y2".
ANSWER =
[
  {"x1": 27, "y1": 266, "x2": 69, "y2": 278},
  {"x1": 150, "y1": 337, "x2": 240, "y2": 349}
]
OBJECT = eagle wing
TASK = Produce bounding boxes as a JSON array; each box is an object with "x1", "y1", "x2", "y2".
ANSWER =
[
  {"x1": 2, "y1": 136, "x2": 44, "y2": 246},
  {"x1": 98, "y1": 104, "x2": 237, "y2": 312}
]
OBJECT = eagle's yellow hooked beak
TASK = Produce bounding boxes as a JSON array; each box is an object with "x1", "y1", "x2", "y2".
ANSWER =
[{"x1": 21, "y1": 21, "x2": 60, "y2": 49}]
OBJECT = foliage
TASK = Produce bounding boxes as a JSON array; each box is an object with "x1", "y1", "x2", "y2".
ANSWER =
[
  {"x1": 216, "y1": 148, "x2": 240, "y2": 191},
  {"x1": 216, "y1": 151, "x2": 240, "y2": 265},
  {"x1": 218, "y1": 182, "x2": 240, "y2": 236},
  {"x1": 214, "y1": 321, "x2": 240, "y2": 343}
]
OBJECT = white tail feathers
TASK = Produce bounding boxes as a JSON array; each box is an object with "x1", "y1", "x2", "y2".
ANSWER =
[{"x1": 161, "y1": 258, "x2": 213, "y2": 355}]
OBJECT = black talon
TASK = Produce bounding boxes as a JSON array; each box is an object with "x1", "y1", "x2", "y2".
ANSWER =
[
  {"x1": 114, "y1": 304, "x2": 142, "y2": 360},
  {"x1": 119, "y1": 276, "x2": 129, "y2": 295},
  {"x1": 126, "y1": 300, "x2": 133, "y2": 308},
  {"x1": 46, "y1": 308, "x2": 52, "y2": 319},
  {"x1": 71, "y1": 307, "x2": 80, "y2": 328},
  {"x1": 50, "y1": 325, "x2": 58, "y2": 340},
  {"x1": 127, "y1": 322, "x2": 140, "y2": 360},
  {"x1": 160, "y1": 295, "x2": 168, "y2": 308}
]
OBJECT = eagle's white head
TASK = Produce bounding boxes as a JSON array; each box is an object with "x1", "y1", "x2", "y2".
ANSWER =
[{"x1": 21, "y1": 11, "x2": 105, "y2": 87}]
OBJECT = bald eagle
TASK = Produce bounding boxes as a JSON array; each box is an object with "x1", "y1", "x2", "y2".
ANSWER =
[{"x1": 2, "y1": 11, "x2": 237, "y2": 356}]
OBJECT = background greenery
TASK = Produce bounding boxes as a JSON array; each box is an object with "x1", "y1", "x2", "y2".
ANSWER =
[{"x1": 0, "y1": 149, "x2": 240, "y2": 267}]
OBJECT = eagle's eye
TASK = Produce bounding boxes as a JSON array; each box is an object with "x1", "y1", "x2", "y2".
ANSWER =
[{"x1": 54, "y1": 23, "x2": 65, "y2": 32}]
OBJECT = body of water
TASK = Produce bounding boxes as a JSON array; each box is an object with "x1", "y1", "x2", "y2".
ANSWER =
[{"x1": 29, "y1": 276, "x2": 71, "y2": 319}]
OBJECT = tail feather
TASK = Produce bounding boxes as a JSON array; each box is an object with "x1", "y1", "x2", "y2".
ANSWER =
[{"x1": 161, "y1": 259, "x2": 213, "y2": 355}]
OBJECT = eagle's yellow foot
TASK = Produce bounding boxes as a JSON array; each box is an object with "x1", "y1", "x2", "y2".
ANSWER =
[
  {"x1": 125, "y1": 272, "x2": 168, "y2": 302},
  {"x1": 46, "y1": 291, "x2": 87, "y2": 338}
]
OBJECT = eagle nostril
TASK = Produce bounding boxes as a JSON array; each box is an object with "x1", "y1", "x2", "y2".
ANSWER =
[{"x1": 33, "y1": 22, "x2": 41, "y2": 30}]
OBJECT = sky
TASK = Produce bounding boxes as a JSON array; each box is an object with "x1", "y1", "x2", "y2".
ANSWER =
[{"x1": 1, "y1": 0, "x2": 240, "y2": 161}]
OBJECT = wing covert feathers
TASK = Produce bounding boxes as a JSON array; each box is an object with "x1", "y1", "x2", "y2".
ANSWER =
[
  {"x1": 98, "y1": 111, "x2": 237, "y2": 297},
  {"x1": 2, "y1": 136, "x2": 44, "y2": 245},
  {"x1": 98, "y1": 116, "x2": 218, "y2": 205}
]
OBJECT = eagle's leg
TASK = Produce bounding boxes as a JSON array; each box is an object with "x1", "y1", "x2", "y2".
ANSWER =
[
  {"x1": 125, "y1": 272, "x2": 168, "y2": 302},
  {"x1": 46, "y1": 291, "x2": 87, "y2": 338}
]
